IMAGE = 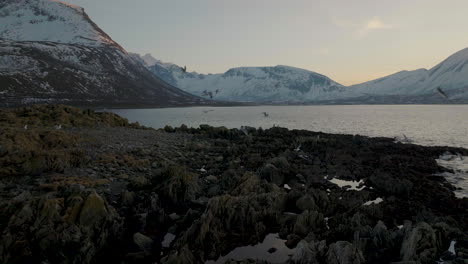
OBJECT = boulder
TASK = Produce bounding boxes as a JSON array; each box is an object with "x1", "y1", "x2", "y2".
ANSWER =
[
  {"x1": 291, "y1": 240, "x2": 317, "y2": 264},
  {"x1": 296, "y1": 194, "x2": 318, "y2": 212},
  {"x1": 79, "y1": 192, "x2": 108, "y2": 227},
  {"x1": 133, "y1": 232, "x2": 153, "y2": 253},
  {"x1": 293, "y1": 210, "x2": 325, "y2": 237},
  {"x1": 259, "y1": 164, "x2": 284, "y2": 185},
  {"x1": 400, "y1": 222, "x2": 441, "y2": 263}
]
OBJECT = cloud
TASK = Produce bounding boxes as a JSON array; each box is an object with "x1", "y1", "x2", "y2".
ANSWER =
[
  {"x1": 365, "y1": 17, "x2": 392, "y2": 30},
  {"x1": 332, "y1": 16, "x2": 393, "y2": 37},
  {"x1": 358, "y1": 17, "x2": 393, "y2": 37}
]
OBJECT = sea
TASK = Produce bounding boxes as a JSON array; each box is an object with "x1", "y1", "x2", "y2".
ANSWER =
[{"x1": 109, "y1": 105, "x2": 468, "y2": 149}]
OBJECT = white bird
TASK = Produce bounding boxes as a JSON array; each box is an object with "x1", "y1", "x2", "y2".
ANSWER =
[
  {"x1": 294, "y1": 144, "x2": 301, "y2": 152},
  {"x1": 54, "y1": 124, "x2": 62, "y2": 130},
  {"x1": 240, "y1": 126, "x2": 249, "y2": 136},
  {"x1": 23, "y1": 125, "x2": 28, "y2": 130},
  {"x1": 198, "y1": 166, "x2": 207, "y2": 173}
]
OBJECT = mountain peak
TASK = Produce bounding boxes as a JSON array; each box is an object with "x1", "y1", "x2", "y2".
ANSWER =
[
  {"x1": 140, "y1": 53, "x2": 159, "y2": 66},
  {"x1": 0, "y1": 0, "x2": 116, "y2": 46}
]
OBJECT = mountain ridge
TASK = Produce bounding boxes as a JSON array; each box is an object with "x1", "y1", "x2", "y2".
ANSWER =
[
  {"x1": 139, "y1": 47, "x2": 468, "y2": 103},
  {"x1": 142, "y1": 54, "x2": 345, "y2": 102},
  {"x1": 0, "y1": 0, "x2": 205, "y2": 107}
]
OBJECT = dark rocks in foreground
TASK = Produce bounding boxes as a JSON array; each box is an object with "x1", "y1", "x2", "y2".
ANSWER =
[{"x1": 0, "y1": 105, "x2": 467, "y2": 264}]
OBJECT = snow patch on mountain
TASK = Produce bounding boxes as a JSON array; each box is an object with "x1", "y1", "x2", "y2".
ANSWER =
[
  {"x1": 137, "y1": 46, "x2": 468, "y2": 103},
  {"x1": 140, "y1": 53, "x2": 160, "y2": 67}
]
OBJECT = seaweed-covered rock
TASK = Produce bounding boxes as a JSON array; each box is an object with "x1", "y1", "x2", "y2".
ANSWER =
[
  {"x1": 400, "y1": 222, "x2": 441, "y2": 263},
  {"x1": 0, "y1": 191, "x2": 122, "y2": 264},
  {"x1": 327, "y1": 241, "x2": 365, "y2": 264},
  {"x1": 175, "y1": 191, "x2": 286, "y2": 261}
]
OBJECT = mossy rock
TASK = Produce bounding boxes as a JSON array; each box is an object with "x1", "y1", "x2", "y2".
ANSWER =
[{"x1": 79, "y1": 192, "x2": 108, "y2": 227}]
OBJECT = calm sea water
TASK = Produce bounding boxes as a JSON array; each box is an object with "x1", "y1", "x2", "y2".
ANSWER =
[{"x1": 109, "y1": 105, "x2": 468, "y2": 149}]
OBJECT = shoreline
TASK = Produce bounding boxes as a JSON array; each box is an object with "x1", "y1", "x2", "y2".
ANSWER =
[
  {"x1": 2, "y1": 96, "x2": 468, "y2": 110},
  {"x1": 0, "y1": 105, "x2": 467, "y2": 264}
]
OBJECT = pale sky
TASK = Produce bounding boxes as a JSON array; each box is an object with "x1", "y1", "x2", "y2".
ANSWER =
[{"x1": 65, "y1": 0, "x2": 468, "y2": 85}]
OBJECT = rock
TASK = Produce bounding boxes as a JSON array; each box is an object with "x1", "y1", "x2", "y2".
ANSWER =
[
  {"x1": 36, "y1": 198, "x2": 62, "y2": 225},
  {"x1": 169, "y1": 213, "x2": 180, "y2": 221},
  {"x1": 269, "y1": 156, "x2": 289, "y2": 170},
  {"x1": 174, "y1": 192, "x2": 285, "y2": 260},
  {"x1": 259, "y1": 164, "x2": 284, "y2": 185},
  {"x1": 131, "y1": 175, "x2": 149, "y2": 187},
  {"x1": 294, "y1": 210, "x2": 325, "y2": 236},
  {"x1": 117, "y1": 173, "x2": 129, "y2": 179},
  {"x1": 369, "y1": 173, "x2": 413, "y2": 196},
  {"x1": 296, "y1": 194, "x2": 318, "y2": 211},
  {"x1": 63, "y1": 195, "x2": 84, "y2": 223},
  {"x1": 133, "y1": 232, "x2": 153, "y2": 253},
  {"x1": 205, "y1": 175, "x2": 218, "y2": 182},
  {"x1": 295, "y1": 174, "x2": 306, "y2": 183},
  {"x1": 327, "y1": 241, "x2": 365, "y2": 264},
  {"x1": 400, "y1": 222, "x2": 441, "y2": 263},
  {"x1": 291, "y1": 240, "x2": 317, "y2": 264},
  {"x1": 79, "y1": 192, "x2": 108, "y2": 227},
  {"x1": 286, "y1": 234, "x2": 302, "y2": 248},
  {"x1": 231, "y1": 172, "x2": 262, "y2": 196},
  {"x1": 120, "y1": 190, "x2": 135, "y2": 206},
  {"x1": 161, "y1": 245, "x2": 195, "y2": 264}
]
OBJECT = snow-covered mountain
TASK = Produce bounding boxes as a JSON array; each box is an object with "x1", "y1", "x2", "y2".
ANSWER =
[
  {"x1": 143, "y1": 55, "x2": 345, "y2": 102},
  {"x1": 0, "y1": 0, "x2": 202, "y2": 107},
  {"x1": 347, "y1": 47, "x2": 468, "y2": 101},
  {"x1": 0, "y1": 0, "x2": 115, "y2": 47},
  {"x1": 140, "y1": 47, "x2": 468, "y2": 103}
]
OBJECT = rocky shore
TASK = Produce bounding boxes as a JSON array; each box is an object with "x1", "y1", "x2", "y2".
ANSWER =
[{"x1": 0, "y1": 105, "x2": 467, "y2": 264}]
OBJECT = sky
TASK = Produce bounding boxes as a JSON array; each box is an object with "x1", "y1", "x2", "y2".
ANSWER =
[{"x1": 65, "y1": 0, "x2": 468, "y2": 86}]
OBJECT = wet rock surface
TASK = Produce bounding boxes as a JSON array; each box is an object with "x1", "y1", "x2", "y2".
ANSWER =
[{"x1": 0, "y1": 105, "x2": 467, "y2": 264}]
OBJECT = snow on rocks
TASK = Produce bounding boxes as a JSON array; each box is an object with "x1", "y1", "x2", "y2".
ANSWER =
[
  {"x1": 326, "y1": 176, "x2": 366, "y2": 191},
  {"x1": 162, "y1": 233, "x2": 176, "y2": 248},
  {"x1": 362, "y1": 197, "x2": 383, "y2": 206}
]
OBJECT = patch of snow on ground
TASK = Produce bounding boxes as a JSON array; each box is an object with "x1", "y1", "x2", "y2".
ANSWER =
[
  {"x1": 205, "y1": 233, "x2": 295, "y2": 264},
  {"x1": 327, "y1": 177, "x2": 366, "y2": 191},
  {"x1": 436, "y1": 153, "x2": 468, "y2": 198},
  {"x1": 161, "y1": 233, "x2": 175, "y2": 248},
  {"x1": 363, "y1": 197, "x2": 383, "y2": 206}
]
